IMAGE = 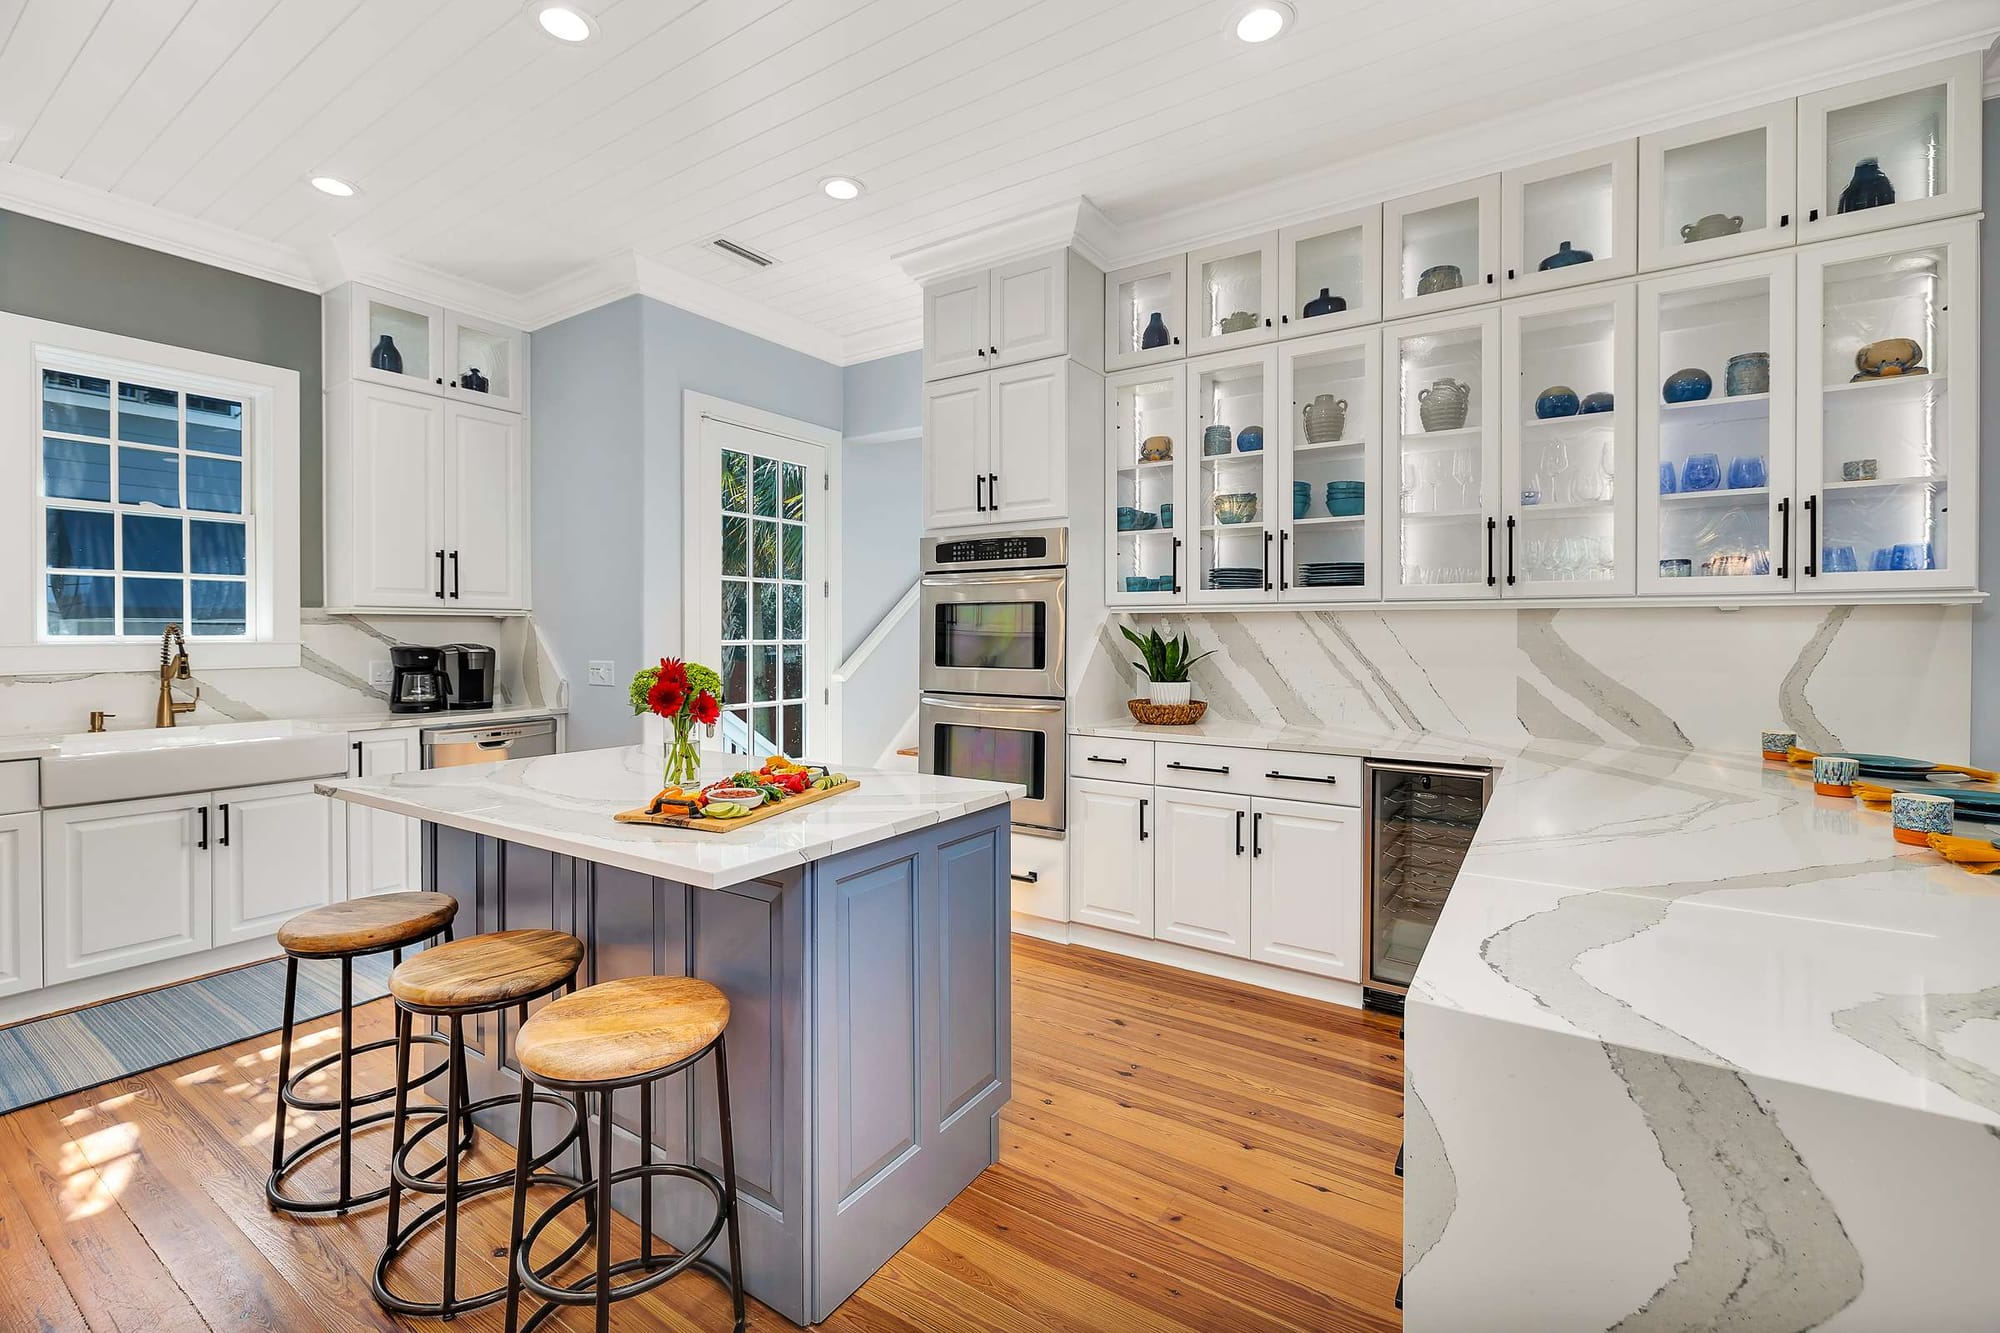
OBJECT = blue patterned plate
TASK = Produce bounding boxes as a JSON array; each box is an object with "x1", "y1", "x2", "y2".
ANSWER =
[{"x1": 1824, "y1": 752, "x2": 1934, "y2": 776}]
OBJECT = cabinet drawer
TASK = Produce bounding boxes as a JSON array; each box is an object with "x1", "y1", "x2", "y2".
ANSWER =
[
  {"x1": 0, "y1": 762, "x2": 36, "y2": 816},
  {"x1": 1153, "y1": 742, "x2": 1361, "y2": 806},
  {"x1": 1009, "y1": 831, "x2": 1067, "y2": 922},
  {"x1": 1069, "y1": 735, "x2": 1152, "y2": 777}
]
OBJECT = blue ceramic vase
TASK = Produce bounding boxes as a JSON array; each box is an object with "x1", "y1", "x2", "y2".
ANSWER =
[
  {"x1": 1538, "y1": 240, "x2": 1593, "y2": 270},
  {"x1": 1301, "y1": 287, "x2": 1347, "y2": 319},
  {"x1": 370, "y1": 334, "x2": 403, "y2": 374},
  {"x1": 1580, "y1": 391, "x2": 1613, "y2": 414},
  {"x1": 1534, "y1": 386, "x2": 1580, "y2": 419},
  {"x1": 1838, "y1": 159, "x2": 1895, "y2": 214},
  {"x1": 1662, "y1": 367, "x2": 1712, "y2": 403},
  {"x1": 1236, "y1": 426, "x2": 1264, "y2": 453},
  {"x1": 1141, "y1": 312, "x2": 1170, "y2": 349}
]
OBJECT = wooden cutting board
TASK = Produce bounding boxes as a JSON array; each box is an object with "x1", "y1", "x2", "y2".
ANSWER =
[{"x1": 613, "y1": 779, "x2": 861, "y2": 832}]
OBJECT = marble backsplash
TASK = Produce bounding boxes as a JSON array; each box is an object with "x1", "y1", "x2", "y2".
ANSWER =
[
  {"x1": 1076, "y1": 603, "x2": 1972, "y2": 760},
  {"x1": 0, "y1": 612, "x2": 565, "y2": 736}
]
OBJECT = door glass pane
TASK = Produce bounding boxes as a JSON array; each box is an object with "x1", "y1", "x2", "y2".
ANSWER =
[
  {"x1": 722, "y1": 515, "x2": 746, "y2": 576},
  {"x1": 1654, "y1": 273, "x2": 1777, "y2": 580},
  {"x1": 1369, "y1": 769, "x2": 1484, "y2": 988},
  {"x1": 722, "y1": 450, "x2": 748, "y2": 511},
  {"x1": 933, "y1": 602, "x2": 1046, "y2": 671},
  {"x1": 781, "y1": 462, "x2": 805, "y2": 519},
  {"x1": 1515, "y1": 302, "x2": 1618, "y2": 588},
  {"x1": 935, "y1": 723, "x2": 1045, "y2": 800},
  {"x1": 367, "y1": 299, "x2": 431, "y2": 382},
  {"x1": 453, "y1": 325, "x2": 511, "y2": 399},
  {"x1": 1519, "y1": 163, "x2": 1614, "y2": 275},
  {"x1": 1393, "y1": 326, "x2": 1485, "y2": 590},
  {"x1": 1111, "y1": 372, "x2": 1180, "y2": 595},
  {"x1": 1823, "y1": 84, "x2": 1946, "y2": 217},
  {"x1": 754, "y1": 581, "x2": 777, "y2": 640},
  {"x1": 1661, "y1": 127, "x2": 1768, "y2": 253},
  {"x1": 1291, "y1": 226, "x2": 1363, "y2": 326},
  {"x1": 752, "y1": 458, "x2": 778, "y2": 517},
  {"x1": 1113, "y1": 267, "x2": 1175, "y2": 357},
  {"x1": 1196, "y1": 359, "x2": 1268, "y2": 592},
  {"x1": 1817, "y1": 241, "x2": 1949, "y2": 575},
  {"x1": 1398, "y1": 197, "x2": 1479, "y2": 301},
  {"x1": 1289, "y1": 344, "x2": 1370, "y2": 590},
  {"x1": 1198, "y1": 249, "x2": 1264, "y2": 339},
  {"x1": 718, "y1": 446, "x2": 813, "y2": 755}
]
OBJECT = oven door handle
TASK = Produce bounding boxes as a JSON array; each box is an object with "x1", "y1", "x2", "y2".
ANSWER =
[
  {"x1": 921, "y1": 571, "x2": 1068, "y2": 591},
  {"x1": 919, "y1": 694, "x2": 1066, "y2": 720}
]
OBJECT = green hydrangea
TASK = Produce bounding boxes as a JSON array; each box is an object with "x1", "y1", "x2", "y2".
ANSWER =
[{"x1": 629, "y1": 661, "x2": 725, "y2": 715}]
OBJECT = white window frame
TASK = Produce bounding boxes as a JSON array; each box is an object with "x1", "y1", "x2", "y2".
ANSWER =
[
  {"x1": 675, "y1": 391, "x2": 843, "y2": 763},
  {"x1": 0, "y1": 312, "x2": 300, "y2": 672}
]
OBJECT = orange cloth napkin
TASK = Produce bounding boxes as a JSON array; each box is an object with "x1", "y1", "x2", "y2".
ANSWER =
[
  {"x1": 1925, "y1": 833, "x2": 2000, "y2": 873},
  {"x1": 1850, "y1": 780, "x2": 1896, "y2": 807}
]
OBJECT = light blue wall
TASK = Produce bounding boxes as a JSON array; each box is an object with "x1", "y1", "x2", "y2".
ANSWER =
[
  {"x1": 840, "y1": 351, "x2": 924, "y2": 764},
  {"x1": 843, "y1": 349, "x2": 922, "y2": 440},
  {"x1": 1972, "y1": 97, "x2": 1998, "y2": 767}
]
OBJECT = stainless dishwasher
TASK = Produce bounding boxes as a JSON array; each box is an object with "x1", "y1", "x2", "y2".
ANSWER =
[{"x1": 422, "y1": 716, "x2": 559, "y2": 768}]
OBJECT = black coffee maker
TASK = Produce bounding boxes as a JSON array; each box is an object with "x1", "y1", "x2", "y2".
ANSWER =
[{"x1": 389, "y1": 645, "x2": 450, "y2": 714}]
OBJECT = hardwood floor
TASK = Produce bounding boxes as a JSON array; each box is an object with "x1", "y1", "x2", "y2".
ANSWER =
[{"x1": 0, "y1": 937, "x2": 1403, "y2": 1332}]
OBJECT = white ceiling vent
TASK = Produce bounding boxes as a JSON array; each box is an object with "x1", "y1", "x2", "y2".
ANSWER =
[{"x1": 711, "y1": 237, "x2": 775, "y2": 268}]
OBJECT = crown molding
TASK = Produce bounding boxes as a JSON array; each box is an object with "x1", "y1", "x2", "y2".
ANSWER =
[
  {"x1": 891, "y1": 197, "x2": 1116, "y2": 285},
  {"x1": 840, "y1": 322, "x2": 923, "y2": 367},
  {"x1": 325, "y1": 245, "x2": 533, "y2": 331},
  {"x1": 0, "y1": 161, "x2": 318, "y2": 292}
]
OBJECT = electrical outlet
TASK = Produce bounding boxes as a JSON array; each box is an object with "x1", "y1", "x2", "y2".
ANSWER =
[
  {"x1": 587, "y1": 660, "x2": 615, "y2": 687},
  {"x1": 368, "y1": 660, "x2": 393, "y2": 688}
]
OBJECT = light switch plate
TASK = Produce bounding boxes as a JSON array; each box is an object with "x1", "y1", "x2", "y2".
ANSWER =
[
  {"x1": 368, "y1": 660, "x2": 392, "y2": 688},
  {"x1": 587, "y1": 660, "x2": 615, "y2": 686}
]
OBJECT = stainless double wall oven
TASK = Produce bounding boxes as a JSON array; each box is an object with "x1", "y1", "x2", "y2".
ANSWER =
[{"x1": 918, "y1": 527, "x2": 1067, "y2": 835}]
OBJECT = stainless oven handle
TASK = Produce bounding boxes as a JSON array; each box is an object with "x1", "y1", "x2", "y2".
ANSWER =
[
  {"x1": 919, "y1": 694, "x2": 1065, "y2": 719},
  {"x1": 921, "y1": 571, "x2": 1067, "y2": 590}
]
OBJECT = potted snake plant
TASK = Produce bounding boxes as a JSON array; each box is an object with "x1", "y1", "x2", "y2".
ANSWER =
[{"x1": 1122, "y1": 625, "x2": 1214, "y2": 707}]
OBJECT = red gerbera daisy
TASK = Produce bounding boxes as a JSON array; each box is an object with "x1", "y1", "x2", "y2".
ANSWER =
[
  {"x1": 647, "y1": 676, "x2": 686, "y2": 718},
  {"x1": 657, "y1": 657, "x2": 690, "y2": 692},
  {"x1": 690, "y1": 690, "x2": 720, "y2": 726}
]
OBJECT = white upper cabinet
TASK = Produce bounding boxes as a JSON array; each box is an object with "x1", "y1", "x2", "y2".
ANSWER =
[
  {"x1": 327, "y1": 283, "x2": 527, "y2": 412},
  {"x1": 1639, "y1": 101, "x2": 1798, "y2": 271},
  {"x1": 922, "y1": 358, "x2": 1093, "y2": 530},
  {"x1": 1383, "y1": 175, "x2": 1501, "y2": 320},
  {"x1": 1186, "y1": 347, "x2": 1280, "y2": 602},
  {"x1": 1105, "y1": 364, "x2": 1189, "y2": 605},
  {"x1": 444, "y1": 310, "x2": 529, "y2": 413},
  {"x1": 1382, "y1": 308, "x2": 1503, "y2": 601},
  {"x1": 1498, "y1": 285, "x2": 1636, "y2": 598},
  {"x1": 1795, "y1": 216, "x2": 1978, "y2": 592},
  {"x1": 327, "y1": 381, "x2": 447, "y2": 610},
  {"x1": 1279, "y1": 206, "x2": 1381, "y2": 337},
  {"x1": 923, "y1": 270, "x2": 990, "y2": 380},
  {"x1": 1185, "y1": 232, "x2": 1281, "y2": 356},
  {"x1": 1278, "y1": 328, "x2": 1381, "y2": 602},
  {"x1": 923, "y1": 249, "x2": 1103, "y2": 380},
  {"x1": 1637, "y1": 252, "x2": 1797, "y2": 596},
  {"x1": 1104, "y1": 256, "x2": 1187, "y2": 371},
  {"x1": 987, "y1": 359, "x2": 1069, "y2": 524},
  {"x1": 922, "y1": 376, "x2": 990, "y2": 528},
  {"x1": 1501, "y1": 143, "x2": 1637, "y2": 297},
  {"x1": 1796, "y1": 53, "x2": 1984, "y2": 244},
  {"x1": 441, "y1": 400, "x2": 529, "y2": 610}
]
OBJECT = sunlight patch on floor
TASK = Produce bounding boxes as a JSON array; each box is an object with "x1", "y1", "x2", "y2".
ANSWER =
[{"x1": 57, "y1": 1120, "x2": 137, "y2": 1220}]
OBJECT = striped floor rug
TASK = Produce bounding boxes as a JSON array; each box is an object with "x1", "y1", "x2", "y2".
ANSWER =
[{"x1": 0, "y1": 953, "x2": 393, "y2": 1114}]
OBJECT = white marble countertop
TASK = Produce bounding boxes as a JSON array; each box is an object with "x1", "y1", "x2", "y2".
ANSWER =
[
  {"x1": 0, "y1": 704, "x2": 564, "y2": 765},
  {"x1": 1075, "y1": 715, "x2": 2000, "y2": 1130},
  {"x1": 318, "y1": 746, "x2": 1019, "y2": 891}
]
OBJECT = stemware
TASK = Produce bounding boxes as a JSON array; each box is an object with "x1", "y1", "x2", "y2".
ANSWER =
[
  {"x1": 1545, "y1": 440, "x2": 1570, "y2": 506},
  {"x1": 1450, "y1": 450, "x2": 1475, "y2": 511},
  {"x1": 1598, "y1": 441, "x2": 1615, "y2": 503}
]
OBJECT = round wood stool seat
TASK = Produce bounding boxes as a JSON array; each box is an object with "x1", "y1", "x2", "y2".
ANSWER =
[
  {"x1": 516, "y1": 976, "x2": 731, "y2": 1086},
  {"x1": 277, "y1": 891, "x2": 458, "y2": 958},
  {"x1": 389, "y1": 930, "x2": 585, "y2": 1012}
]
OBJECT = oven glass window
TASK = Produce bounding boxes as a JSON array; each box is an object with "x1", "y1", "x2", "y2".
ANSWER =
[
  {"x1": 933, "y1": 602, "x2": 1046, "y2": 671},
  {"x1": 935, "y1": 724, "x2": 1045, "y2": 800}
]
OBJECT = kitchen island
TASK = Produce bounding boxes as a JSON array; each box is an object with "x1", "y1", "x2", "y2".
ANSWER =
[{"x1": 319, "y1": 746, "x2": 1017, "y2": 1326}]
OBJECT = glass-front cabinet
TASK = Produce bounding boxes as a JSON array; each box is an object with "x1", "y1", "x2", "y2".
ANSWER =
[
  {"x1": 1797, "y1": 53, "x2": 1983, "y2": 243},
  {"x1": 1637, "y1": 254, "x2": 1797, "y2": 595},
  {"x1": 1278, "y1": 206, "x2": 1380, "y2": 337},
  {"x1": 1500, "y1": 287, "x2": 1635, "y2": 596},
  {"x1": 1103, "y1": 256, "x2": 1187, "y2": 372},
  {"x1": 343, "y1": 285, "x2": 443, "y2": 393},
  {"x1": 1639, "y1": 102, "x2": 1797, "y2": 272},
  {"x1": 1382, "y1": 176, "x2": 1500, "y2": 320},
  {"x1": 1278, "y1": 329, "x2": 1380, "y2": 601},
  {"x1": 1185, "y1": 233, "x2": 1279, "y2": 356},
  {"x1": 1105, "y1": 366, "x2": 1187, "y2": 603},
  {"x1": 1797, "y1": 217, "x2": 1977, "y2": 592},
  {"x1": 1500, "y1": 142, "x2": 1636, "y2": 297},
  {"x1": 444, "y1": 311, "x2": 527, "y2": 412},
  {"x1": 1187, "y1": 348, "x2": 1279, "y2": 601},
  {"x1": 1382, "y1": 310, "x2": 1500, "y2": 600}
]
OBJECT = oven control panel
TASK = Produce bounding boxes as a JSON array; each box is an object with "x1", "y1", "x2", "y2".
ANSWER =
[
  {"x1": 922, "y1": 524, "x2": 1069, "y2": 573},
  {"x1": 935, "y1": 535, "x2": 1043, "y2": 564}
]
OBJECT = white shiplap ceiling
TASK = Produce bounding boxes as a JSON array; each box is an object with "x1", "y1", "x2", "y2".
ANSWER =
[{"x1": 0, "y1": 0, "x2": 1993, "y2": 363}]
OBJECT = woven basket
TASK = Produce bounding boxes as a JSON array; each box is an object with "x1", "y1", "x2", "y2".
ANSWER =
[{"x1": 1128, "y1": 698, "x2": 1207, "y2": 726}]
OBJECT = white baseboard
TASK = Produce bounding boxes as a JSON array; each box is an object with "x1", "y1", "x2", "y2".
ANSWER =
[
  {"x1": 0, "y1": 938, "x2": 284, "y2": 1029},
  {"x1": 1011, "y1": 915, "x2": 1366, "y2": 1010}
]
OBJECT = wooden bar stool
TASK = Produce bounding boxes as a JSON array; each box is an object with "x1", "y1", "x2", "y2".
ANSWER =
[
  {"x1": 375, "y1": 929, "x2": 594, "y2": 1321},
  {"x1": 503, "y1": 975, "x2": 746, "y2": 1333},
  {"x1": 267, "y1": 892, "x2": 462, "y2": 1216}
]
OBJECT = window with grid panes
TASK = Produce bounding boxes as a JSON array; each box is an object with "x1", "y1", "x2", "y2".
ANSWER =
[{"x1": 717, "y1": 447, "x2": 810, "y2": 756}]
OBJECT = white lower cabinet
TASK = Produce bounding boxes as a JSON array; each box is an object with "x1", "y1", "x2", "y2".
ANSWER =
[
  {"x1": 213, "y1": 781, "x2": 341, "y2": 945},
  {"x1": 44, "y1": 793, "x2": 212, "y2": 985},
  {"x1": 346, "y1": 728, "x2": 423, "y2": 898},
  {"x1": 1069, "y1": 777, "x2": 1154, "y2": 937},
  {"x1": 1153, "y1": 787, "x2": 1252, "y2": 957},
  {"x1": 0, "y1": 813, "x2": 43, "y2": 999},
  {"x1": 1249, "y1": 796, "x2": 1363, "y2": 981}
]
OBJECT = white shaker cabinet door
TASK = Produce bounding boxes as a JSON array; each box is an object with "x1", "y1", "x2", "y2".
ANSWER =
[
  {"x1": 346, "y1": 383, "x2": 446, "y2": 607},
  {"x1": 43, "y1": 793, "x2": 211, "y2": 985},
  {"x1": 213, "y1": 782, "x2": 341, "y2": 945},
  {"x1": 1249, "y1": 796, "x2": 1363, "y2": 981},
  {"x1": 988, "y1": 251, "x2": 1066, "y2": 366},
  {"x1": 442, "y1": 400, "x2": 528, "y2": 610},
  {"x1": 346, "y1": 729, "x2": 423, "y2": 899},
  {"x1": 1153, "y1": 787, "x2": 1252, "y2": 958},
  {"x1": 989, "y1": 359, "x2": 1068, "y2": 525},
  {"x1": 0, "y1": 813, "x2": 41, "y2": 998},
  {"x1": 922, "y1": 376, "x2": 991, "y2": 529},
  {"x1": 923, "y1": 271, "x2": 990, "y2": 381},
  {"x1": 1069, "y1": 778, "x2": 1154, "y2": 938}
]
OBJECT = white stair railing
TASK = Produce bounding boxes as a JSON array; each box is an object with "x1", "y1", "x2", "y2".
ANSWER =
[{"x1": 831, "y1": 580, "x2": 918, "y2": 687}]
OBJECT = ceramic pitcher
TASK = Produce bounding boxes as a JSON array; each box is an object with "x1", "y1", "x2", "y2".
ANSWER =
[
  {"x1": 1302, "y1": 395, "x2": 1347, "y2": 444},
  {"x1": 1418, "y1": 379, "x2": 1469, "y2": 432}
]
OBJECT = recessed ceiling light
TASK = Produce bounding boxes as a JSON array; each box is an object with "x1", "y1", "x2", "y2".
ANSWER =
[
  {"x1": 533, "y1": 4, "x2": 595, "y2": 42},
  {"x1": 820, "y1": 176, "x2": 863, "y2": 201},
  {"x1": 1230, "y1": 1, "x2": 1294, "y2": 42},
  {"x1": 309, "y1": 175, "x2": 356, "y2": 197}
]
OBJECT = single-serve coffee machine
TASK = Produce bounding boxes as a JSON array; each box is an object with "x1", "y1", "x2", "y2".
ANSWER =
[{"x1": 441, "y1": 643, "x2": 496, "y2": 710}]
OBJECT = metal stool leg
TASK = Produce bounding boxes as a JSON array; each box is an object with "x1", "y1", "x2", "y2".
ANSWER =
[
  {"x1": 383, "y1": 1006, "x2": 413, "y2": 1253},
  {"x1": 715, "y1": 1036, "x2": 747, "y2": 1332},
  {"x1": 503, "y1": 1071, "x2": 536, "y2": 1333},
  {"x1": 639, "y1": 1083, "x2": 653, "y2": 1266},
  {"x1": 595, "y1": 1089, "x2": 614, "y2": 1333},
  {"x1": 338, "y1": 955, "x2": 355, "y2": 1212},
  {"x1": 441, "y1": 1014, "x2": 464, "y2": 1318},
  {"x1": 268, "y1": 957, "x2": 299, "y2": 1185}
]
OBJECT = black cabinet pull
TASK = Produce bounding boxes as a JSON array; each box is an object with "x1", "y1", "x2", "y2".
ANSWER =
[
  {"x1": 1776, "y1": 497, "x2": 1790, "y2": 578},
  {"x1": 219, "y1": 803, "x2": 230, "y2": 848},
  {"x1": 1505, "y1": 515, "x2": 1517, "y2": 587},
  {"x1": 988, "y1": 472, "x2": 998, "y2": 508},
  {"x1": 1808, "y1": 207, "x2": 1819, "y2": 222},
  {"x1": 1507, "y1": 268, "x2": 1515, "y2": 280},
  {"x1": 989, "y1": 345, "x2": 998, "y2": 356},
  {"x1": 1263, "y1": 317, "x2": 1272, "y2": 328},
  {"x1": 1485, "y1": 272, "x2": 1494, "y2": 284},
  {"x1": 1171, "y1": 537, "x2": 1182, "y2": 594},
  {"x1": 1485, "y1": 517, "x2": 1497, "y2": 587},
  {"x1": 1780, "y1": 213, "x2": 1790, "y2": 228},
  {"x1": 435, "y1": 549, "x2": 446, "y2": 599},
  {"x1": 1166, "y1": 761, "x2": 1229, "y2": 774},
  {"x1": 1266, "y1": 769, "x2": 1339, "y2": 786},
  {"x1": 1010, "y1": 871, "x2": 1040, "y2": 885},
  {"x1": 1803, "y1": 495, "x2": 1818, "y2": 577},
  {"x1": 976, "y1": 347, "x2": 986, "y2": 358},
  {"x1": 1253, "y1": 811, "x2": 1263, "y2": 857},
  {"x1": 1235, "y1": 808, "x2": 1245, "y2": 855},
  {"x1": 1279, "y1": 529, "x2": 1290, "y2": 590},
  {"x1": 1171, "y1": 336, "x2": 1180, "y2": 345},
  {"x1": 434, "y1": 377, "x2": 443, "y2": 385},
  {"x1": 1138, "y1": 798, "x2": 1149, "y2": 841},
  {"x1": 352, "y1": 740, "x2": 364, "y2": 775},
  {"x1": 1280, "y1": 314, "x2": 1289, "y2": 324},
  {"x1": 1084, "y1": 754, "x2": 1128, "y2": 765},
  {"x1": 1263, "y1": 530, "x2": 1273, "y2": 591},
  {"x1": 975, "y1": 475, "x2": 986, "y2": 513},
  {"x1": 449, "y1": 550, "x2": 460, "y2": 599},
  {"x1": 196, "y1": 806, "x2": 208, "y2": 851}
]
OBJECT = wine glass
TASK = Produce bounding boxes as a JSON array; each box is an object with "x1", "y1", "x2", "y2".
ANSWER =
[
  {"x1": 1545, "y1": 440, "x2": 1570, "y2": 506},
  {"x1": 1450, "y1": 450, "x2": 1475, "y2": 512},
  {"x1": 1597, "y1": 440, "x2": 1616, "y2": 504}
]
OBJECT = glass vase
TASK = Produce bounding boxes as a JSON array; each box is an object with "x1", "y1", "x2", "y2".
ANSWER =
[{"x1": 663, "y1": 715, "x2": 702, "y2": 788}]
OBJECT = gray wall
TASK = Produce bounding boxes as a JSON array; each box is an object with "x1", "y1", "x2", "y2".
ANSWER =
[
  {"x1": 1973, "y1": 96, "x2": 1998, "y2": 767},
  {"x1": 0, "y1": 208, "x2": 325, "y2": 604}
]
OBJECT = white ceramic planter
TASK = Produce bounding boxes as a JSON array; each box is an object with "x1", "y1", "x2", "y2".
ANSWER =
[{"x1": 1147, "y1": 681, "x2": 1194, "y2": 707}]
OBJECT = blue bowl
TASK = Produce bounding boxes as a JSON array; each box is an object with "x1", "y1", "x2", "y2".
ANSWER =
[
  {"x1": 1236, "y1": 426, "x2": 1264, "y2": 452},
  {"x1": 1294, "y1": 493, "x2": 1312, "y2": 519},
  {"x1": 1535, "y1": 386, "x2": 1580, "y2": 419},
  {"x1": 1580, "y1": 391, "x2": 1613, "y2": 414},
  {"x1": 1663, "y1": 368, "x2": 1713, "y2": 403}
]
